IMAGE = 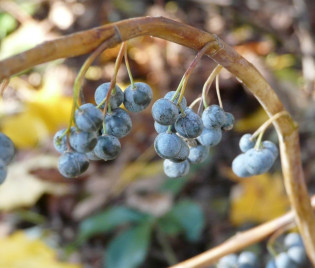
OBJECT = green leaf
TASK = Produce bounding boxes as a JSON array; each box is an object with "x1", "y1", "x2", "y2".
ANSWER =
[
  {"x1": 160, "y1": 177, "x2": 188, "y2": 195},
  {"x1": 78, "y1": 206, "x2": 150, "y2": 243},
  {"x1": 168, "y1": 199, "x2": 205, "y2": 242},
  {"x1": 157, "y1": 213, "x2": 182, "y2": 236},
  {"x1": 104, "y1": 221, "x2": 152, "y2": 268}
]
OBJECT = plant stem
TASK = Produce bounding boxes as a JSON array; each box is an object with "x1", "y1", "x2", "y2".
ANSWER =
[
  {"x1": 0, "y1": 78, "x2": 9, "y2": 97},
  {"x1": 124, "y1": 44, "x2": 135, "y2": 88},
  {"x1": 189, "y1": 97, "x2": 202, "y2": 109},
  {"x1": 156, "y1": 229, "x2": 178, "y2": 266},
  {"x1": 215, "y1": 74, "x2": 223, "y2": 108},
  {"x1": 202, "y1": 65, "x2": 222, "y2": 108}
]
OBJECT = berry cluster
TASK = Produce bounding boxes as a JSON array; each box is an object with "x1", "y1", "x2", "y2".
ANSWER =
[
  {"x1": 232, "y1": 133, "x2": 278, "y2": 177},
  {"x1": 267, "y1": 232, "x2": 308, "y2": 268},
  {"x1": 217, "y1": 251, "x2": 257, "y2": 268},
  {"x1": 152, "y1": 93, "x2": 234, "y2": 178},
  {"x1": 0, "y1": 132, "x2": 15, "y2": 183},
  {"x1": 54, "y1": 82, "x2": 152, "y2": 178}
]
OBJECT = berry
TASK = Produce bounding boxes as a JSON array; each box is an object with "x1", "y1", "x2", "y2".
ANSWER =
[
  {"x1": 53, "y1": 128, "x2": 74, "y2": 153},
  {"x1": 58, "y1": 152, "x2": 89, "y2": 178},
  {"x1": 262, "y1": 140, "x2": 278, "y2": 160},
  {"x1": 284, "y1": 233, "x2": 304, "y2": 249},
  {"x1": 222, "y1": 112, "x2": 234, "y2": 131},
  {"x1": 287, "y1": 246, "x2": 307, "y2": 265},
  {"x1": 154, "y1": 133, "x2": 182, "y2": 159},
  {"x1": 124, "y1": 82, "x2": 153, "y2": 112},
  {"x1": 94, "y1": 134, "x2": 121, "y2": 161},
  {"x1": 197, "y1": 127, "x2": 222, "y2": 147},
  {"x1": 245, "y1": 148, "x2": 274, "y2": 175},
  {"x1": 154, "y1": 121, "x2": 175, "y2": 133},
  {"x1": 163, "y1": 159, "x2": 190, "y2": 178},
  {"x1": 217, "y1": 254, "x2": 238, "y2": 268},
  {"x1": 104, "y1": 108, "x2": 132, "y2": 138},
  {"x1": 202, "y1": 105, "x2": 226, "y2": 128},
  {"x1": 175, "y1": 108, "x2": 203, "y2": 138},
  {"x1": 69, "y1": 130, "x2": 97, "y2": 153},
  {"x1": 275, "y1": 252, "x2": 298, "y2": 268},
  {"x1": 188, "y1": 145, "x2": 209, "y2": 164},
  {"x1": 0, "y1": 132, "x2": 15, "y2": 165},
  {"x1": 164, "y1": 91, "x2": 187, "y2": 111},
  {"x1": 0, "y1": 160, "x2": 7, "y2": 184},
  {"x1": 239, "y1": 133, "x2": 255, "y2": 153},
  {"x1": 75, "y1": 103, "x2": 103, "y2": 132},
  {"x1": 238, "y1": 251, "x2": 257, "y2": 266},
  {"x1": 232, "y1": 154, "x2": 251, "y2": 177},
  {"x1": 172, "y1": 138, "x2": 189, "y2": 162},
  {"x1": 94, "y1": 82, "x2": 124, "y2": 109},
  {"x1": 86, "y1": 150, "x2": 101, "y2": 161},
  {"x1": 152, "y1": 98, "x2": 179, "y2": 125}
]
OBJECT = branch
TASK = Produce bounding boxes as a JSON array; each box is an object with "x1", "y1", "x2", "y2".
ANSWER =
[{"x1": 0, "y1": 16, "x2": 314, "y2": 264}]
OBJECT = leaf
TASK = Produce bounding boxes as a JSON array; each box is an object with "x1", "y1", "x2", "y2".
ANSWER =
[
  {"x1": 160, "y1": 176, "x2": 188, "y2": 195},
  {"x1": 0, "y1": 231, "x2": 81, "y2": 268},
  {"x1": 230, "y1": 173, "x2": 290, "y2": 226},
  {"x1": 78, "y1": 206, "x2": 150, "y2": 243},
  {"x1": 157, "y1": 212, "x2": 182, "y2": 236},
  {"x1": 159, "y1": 199, "x2": 205, "y2": 242},
  {"x1": 0, "y1": 155, "x2": 69, "y2": 211},
  {"x1": 104, "y1": 221, "x2": 152, "y2": 268}
]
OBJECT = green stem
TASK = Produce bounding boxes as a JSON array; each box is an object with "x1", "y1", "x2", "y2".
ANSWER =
[
  {"x1": 156, "y1": 229, "x2": 178, "y2": 266},
  {"x1": 202, "y1": 65, "x2": 222, "y2": 108},
  {"x1": 124, "y1": 44, "x2": 135, "y2": 88},
  {"x1": 254, "y1": 130, "x2": 264, "y2": 150}
]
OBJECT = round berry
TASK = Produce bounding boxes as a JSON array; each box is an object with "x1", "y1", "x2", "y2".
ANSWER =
[
  {"x1": 287, "y1": 246, "x2": 307, "y2": 265},
  {"x1": 69, "y1": 130, "x2": 97, "y2": 153},
  {"x1": 124, "y1": 82, "x2": 153, "y2": 112},
  {"x1": 275, "y1": 252, "x2": 298, "y2": 268},
  {"x1": 104, "y1": 108, "x2": 132, "y2": 138},
  {"x1": 262, "y1": 140, "x2": 278, "y2": 160},
  {"x1": 239, "y1": 133, "x2": 255, "y2": 153},
  {"x1": 222, "y1": 112, "x2": 235, "y2": 131},
  {"x1": 284, "y1": 233, "x2": 304, "y2": 249},
  {"x1": 164, "y1": 91, "x2": 187, "y2": 111},
  {"x1": 197, "y1": 127, "x2": 222, "y2": 147},
  {"x1": 94, "y1": 82, "x2": 124, "y2": 109},
  {"x1": 232, "y1": 154, "x2": 252, "y2": 177},
  {"x1": 172, "y1": 139, "x2": 189, "y2": 162},
  {"x1": 154, "y1": 133, "x2": 182, "y2": 159},
  {"x1": 217, "y1": 254, "x2": 238, "y2": 268},
  {"x1": 152, "y1": 98, "x2": 179, "y2": 125},
  {"x1": 94, "y1": 134, "x2": 121, "y2": 161},
  {"x1": 53, "y1": 129, "x2": 68, "y2": 153},
  {"x1": 238, "y1": 251, "x2": 257, "y2": 266},
  {"x1": 58, "y1": 152, "x2": 89, "y2": 178},
  {"x1": 75, "y1": 103, "x2": 103, "y2": 132},
  {"x1": 0, "y1": 160, "x2": 7, "y2": 184},
  {"x1": 175, "y1": 108, "x2": 203, "y2": 138},
  {"x1": 0, "y1": 132, "x2": 15, "y2": 165},
  {"x1": 188, "y1": 145, "x2": 209, "y2": 164},
  {"x1": 202, "y1": 105, "x2": 226, "y2": 128},
  {"x1": 245, "y1": 148, "x2": 275, "y2": 175},
  {"x1": 163, "y1": 159, "x2": 190, "y2": 178}
]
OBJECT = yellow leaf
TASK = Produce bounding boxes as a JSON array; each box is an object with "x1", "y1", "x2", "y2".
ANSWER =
[
  {"x1": 234, "y1": 107, "x2": 268, "y2": 132},
  {"x1": 0, "y1": 156, "x2": 69, "y2": 211},
  {"x1": 230, "y1": 173, "x2": 289, "y2": 226},
  {"x1": 0, "y1": 232, "x2": 81, "y2": 268}
]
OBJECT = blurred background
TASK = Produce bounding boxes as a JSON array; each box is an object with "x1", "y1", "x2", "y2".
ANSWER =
[{"x1": 0, "y1": 0, "x2": 314, "y2": 267}]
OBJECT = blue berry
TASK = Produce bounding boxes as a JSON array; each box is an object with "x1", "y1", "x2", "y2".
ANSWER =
[
  {"x1": 275, "y1": 252, "x2": 298, "y2": 268},
  {"x1": 94, "y1": 82, "x2": 124, "y2": 109},
  {"x1": 0, "y1": 132, "x2": 15, "y2": 165},
  {"x1": 245, "y1": 148, "x2": 274, "y2": 175},
  {"x1": 262, "y1": 140, "x2": 278, "y2": 161},
  {"x1": 202, "y1": 105, "x2": 226, "y2": 128},
  {"x1": 172, "y1": 139, "x2": 189, "y2": 162},
  {"x1": 69, "y1": 130, "x2": 97, "y2": 153},
  {"x1": 154, "y1": 133, "x2": 182, "y2": 159},
  {"x1": 154, "y1": 121, "x2": 175, "y2": 133},
  {"x1": 0, "y1": 160, "x2": 7, "y2": 184},
  {"x1": 164, "y1": 91, "x2": 187, "y2": 111},
  {"x1": 94, "y1": 134, "x2": 121, "y2": 161},
  {"x1": 175, "y1": 108, "x2": 203, "y2": 138},
  {"x1": 152, "y1": 98, "x2": 179, "y2": 125},
  {"x1": 217, "y1": 254, "x2": 238, "y2": 268},
  {"x1": 239, "y1": 134, "x2": 255, "y2": 153},
  {"x1": 197, "y1": 127, "x2": 222, "y2": 147},
  {"x1": 222, "y1": 112, "x2": 234, "y2": 131},
  {"x1": 124, "y1": 82, "x2": 153, "y2": 112},
  {"x1": 287, "y1": 246, "x2": 307, "y2": 265},
  {"x1": 58, "y1": 152, "x2": 89, "y2": 178},
  {"x1": 188, "y1": 145, "x2": 209, "y2": 164},
  {"x1": 284, "y1": 233, "x2": 304, "y2": 249},
  {"x1": 163, "y1": 159, "x2": 190, "y2": 178},
  {"x1": 238, "y1": 251, "x2": 257, "y2": 266},
  {"x1": 232, "y1": 154, "x2": 252, "y2": 177},
  {"x1": 75, "y1": 103, "x2": 103, "y2": 132},
  {"x1": 53, "y1": 128, "x2": 74, "y2": 153},
  {"x1": 104, "y1": 108, "x2": 132, "y2": 138}
]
